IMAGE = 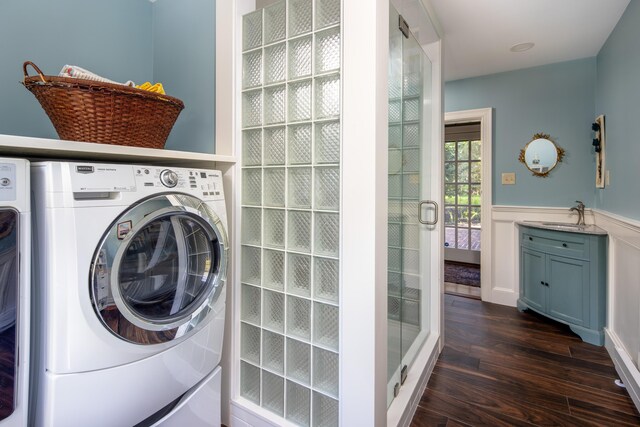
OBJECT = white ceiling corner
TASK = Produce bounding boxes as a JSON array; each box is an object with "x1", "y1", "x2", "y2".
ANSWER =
[{"x1": 429, "y1": 0, "x2": 630, "y2": 82}]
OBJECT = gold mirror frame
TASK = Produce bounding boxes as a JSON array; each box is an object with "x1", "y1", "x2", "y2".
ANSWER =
[{"x1": 518, "y1": 133, "x2": 565, "y2": 177}]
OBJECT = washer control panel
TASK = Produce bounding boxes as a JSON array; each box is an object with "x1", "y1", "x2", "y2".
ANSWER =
[{"x1": 159, "y1": 169, "x2": 179, "y2": 188}]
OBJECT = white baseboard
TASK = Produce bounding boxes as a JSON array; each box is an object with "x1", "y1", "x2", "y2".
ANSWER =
[{"x1": 605, "y1": 328, "x2": 640, "y2": 412}]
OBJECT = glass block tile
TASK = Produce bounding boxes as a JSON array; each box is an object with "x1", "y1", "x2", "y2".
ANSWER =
[
  {"x1": 243, "y1": 50, "x2": 262, "y2": 89},
  {"x1": 262, "y1": 330, "x2": 285, "y2": 375},
  {"x1": 313, "y1": 392, "x2": 339, "y2": 427},
  {"x1": 316, "y1": 0, "x2": 341, "y2": 30},
  {"x1": 388, "y1": 149, "x2": 402, "y2": 176},
  {"x1": 289, "y1": 0, "x2": 313, "y2": 37},
  {"x1": 288, "y1": 210, "x2": 312, "y2": 253},
  {"x1": 403, "y1": 174, "x2": 420, "y2": 200},
  {"x1": 265, "y1": 42, "x2": 287, "y2": 85},
  {"x1": 402, "y1": 298, "x2": 420, "y2": 326},
  {"x1": 403, "y1": 97, "x2": 420, "y2": 122},
  {"x1": 286, "y1": 295, "x2": 311, "y2": 340},
  {"x1": 288, "y1": 167, "x2": 312, "y2": 209},
  {"x1": 287, "y1": 252, "x2": 311, "y2": 297},
  {"x1": 288, "y1": 79, "x2": 312, "y2": 122},
  {"x1": 264, "y1": 209, "x2": 286, "y2": 249},
  {"x1": 288, "y1": 36, "x2": 312, "y2": 80},
  {"x1": 262, "y1": 371, "x2": 285, "y2": 416},
  {"x1": 388, "y1": 271, "x2": 401, "y2": 297},
  {"x1": 314, "y1": 302, "x2": 339, "y2": 351},
  {"x1": 241, "y1": 322, "x2": 261, "y2": 364},
  {"x1": 264, "y1": 126, "x2": 286, "y2": 165},
  {"x1": 315, "y1": 121, "x2": 340, "y2": 164},
  {"x1": 403, "y1": 148, "x2": 420, "y2": 173},
  {"x1": 242, "y1": 168, "x2": 262, "y2": 206},
  {"x1": 263, "y1": 290, "x2": 285, "y2": 333},
  {"x1": 403, "y1": 123, "x2": 420, "y2": 147},
  {"x1": 288, "y1": 124, "x2": 312, "y2": 165},
  {"x1": 313, "y1": 347, "x2": 339, "y2": 397},
  {"x1": 263, "y1": 249, "x2": 285, "y2": 291},
  {"x1": 243, "y1": 129, "x2": 262, "y2": 166},
  {"x1": 242, "y1": 207, "x2": 261, "y2": 246},
  {"x1": 264, "y1": 168, "x2": 286, "y2": 207},
  {"x1": 314, "y1": 212, "x2": 339, "y2": 257},
  {"x1": 388, "y1": 247, "x2": 401, "y2": 272},
  {"x1": 264, "y1": 85, "x2": 286, "y2": 125},
  {"x1": 243, "y1": 89, "x2": 263, "y2": 128},
  {"x1": 243, "y1": 9, "x2": 263, "y2": 51},
  {"x1": 388, "y1": 295, "x2": 400, "y2": 321},
  {"x1": 241, "y1": 245, "x2": 261, "y2": 285},
  {"x1": 315, "y1": 74, "x2": 340, "y2": 120},
  {"x1": 313, "y1": 257, "x2": 338, "y2": 303},
  {"x1": 240, "y1": 361, "x2": 261, "y2": 404},
  {"x1": 315, "y1": 27, "x2": 341, "y2": 74},
  {"x1": 286, "y1": 380, "x2": 310, "y2": 426},
  {"x1": 403, "y1": 71, "x2": 422, "y2": 98},
  {"x1": 389, "y1": 124, "x2": 401, "y2": 148},
  {"x1": 314, "y1": 167, "x2": 340, "y2": 211},
  {"x1": 388, "y1": 223, "x2": 401, "y2": 247},
  {"x1": 388, "y1": 99, "x2": 401, "y2": 124},
  {"x1": 286, "y1": 338, "x2": 310, "y2": 385},
  {"x1": 241, "y1": 284, "x2": 261, "y2": 325},
  {"x1": 264, "y1": 1, "x2": 286, "y2": 44}
]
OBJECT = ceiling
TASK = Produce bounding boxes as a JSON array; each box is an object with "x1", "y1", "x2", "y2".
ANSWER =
[{"x1": 428, "y1": 0, "x2": 630, "y2": 82}]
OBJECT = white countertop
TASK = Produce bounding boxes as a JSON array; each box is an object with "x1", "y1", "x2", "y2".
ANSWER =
[{"x1": 517, "y1": 221, "x2": 608, "y2": 235}]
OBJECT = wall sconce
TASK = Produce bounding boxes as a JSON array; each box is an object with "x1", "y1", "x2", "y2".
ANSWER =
[{"x1": 592, "y1": 115, "x2": 606, "y2": 188}]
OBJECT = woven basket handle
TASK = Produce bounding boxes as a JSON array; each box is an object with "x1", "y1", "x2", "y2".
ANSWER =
[{"x1": 23, "y1": 61, "x2": 47, "y2": 83}]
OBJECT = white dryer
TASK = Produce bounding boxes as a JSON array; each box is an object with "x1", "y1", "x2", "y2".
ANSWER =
[
  {"x1": 31, "y1": 161, "x2": 228, "y2": 427},
  {"x1": 0, "y1": 158, "x2": 30, "y2": 427}
]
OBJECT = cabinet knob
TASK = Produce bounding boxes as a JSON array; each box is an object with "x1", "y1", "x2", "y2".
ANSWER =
[
  {"x1": 562, "y1": 243, "x2": 568, "y2": 248},
  {"x1": 529, "y1": 237, "x2": 533, "y2": 241},
  {"x1": 546, "y1": 282, "x2": 550, "y2": 287},
  {"x1": 540, "y1": 281, "x2": 544, "y2": 285}
]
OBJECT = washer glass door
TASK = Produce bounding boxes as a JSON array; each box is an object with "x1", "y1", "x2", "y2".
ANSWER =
[{"x1": 91, "y1": 194, "x2": 227, "y2": 344}]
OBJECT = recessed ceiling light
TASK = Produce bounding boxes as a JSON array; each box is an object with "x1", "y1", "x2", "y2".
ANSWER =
[{"x1": 510, "y1": 42, "x2": 535, "y2": 52}]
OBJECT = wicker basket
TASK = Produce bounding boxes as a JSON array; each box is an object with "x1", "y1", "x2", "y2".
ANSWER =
[{"x1": 22, "y1": 61, "x2": 184, "y2": 149}]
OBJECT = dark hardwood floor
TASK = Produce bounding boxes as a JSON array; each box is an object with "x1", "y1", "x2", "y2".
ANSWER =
[{"x1": 411, "y1": 294, "x2": 640, "y2": 426}]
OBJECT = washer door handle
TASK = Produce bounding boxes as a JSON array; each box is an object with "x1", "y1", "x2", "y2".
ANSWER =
[{"x1": 419, "y1": 200, "x2": 438, "y2": 225}]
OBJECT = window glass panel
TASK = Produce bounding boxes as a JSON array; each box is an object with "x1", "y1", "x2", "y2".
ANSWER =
[
  {"x1": 444, "y1": 206, "x2": 455, "y2": 226},
  {"x1": 444, "y1": 162, "x2": 455, "y2": 183},
  {"x1": 457, "y1": 141, "x2": 469, "y2": 161},
  {"x1": 470, "y1": 184, "x2": 481, "y2": 206},
  {"x1": 457, "y1": 228, "x2": 469, "y2": 250},
  {"x1": 471, "y1": 229, "x2": 481, "y2": 251},
  {"x1": 456, "y1": 162, "x2": 469, "y2": 183},
  {"x1": 470, "y1": 162, "x2": 481, "y2": 183},
  {"x1": 445, "y1": 184, "x2": 456, "y2": 206},
  {"x1": 444, "y1": 227, "x2": 455, "y2": 248},
  {"x1": 471, "y1": 140, "x2": 481, "y2": 160},
  {"x1": 470, "y1": 206, "x2": 481, "y2": 228},
  {"x1": 456, "y1": 207, "x2": 469, "y2": 227},
  {"x1": 444, "y1": 142, "x2": 456, "y2": 161},
  {"x1": 456, "y1": 184, "x2": 469, "y2": 205}
]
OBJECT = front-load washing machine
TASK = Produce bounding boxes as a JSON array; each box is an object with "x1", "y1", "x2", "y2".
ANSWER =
[
  {"x1": 0, "y1": 158, "x2": 30, "y2": 427},
  {"x1": 30, "y1": 161, "x2": 228, "y2": 427}
]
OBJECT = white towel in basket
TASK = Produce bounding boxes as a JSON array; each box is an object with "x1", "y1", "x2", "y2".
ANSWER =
[{"x1": 59, "y1": 65, "x2": 135, "y2": 87}]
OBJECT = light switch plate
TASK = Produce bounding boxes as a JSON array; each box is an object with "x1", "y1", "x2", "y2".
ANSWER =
[{"x1": 502, "y1": 172, "x2": 516, "y2": 185}]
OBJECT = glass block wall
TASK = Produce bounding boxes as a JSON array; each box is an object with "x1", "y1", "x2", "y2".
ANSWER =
[{"x1": 240, "y1": 0, "x2": 341, "y2": 425}]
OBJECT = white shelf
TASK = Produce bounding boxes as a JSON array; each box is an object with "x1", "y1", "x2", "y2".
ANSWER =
[{"x1": 0, "y1": 134, "x2": 236, "y2": 168}]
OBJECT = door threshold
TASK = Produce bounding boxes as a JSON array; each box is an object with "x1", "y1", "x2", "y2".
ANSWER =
[{"x1": 444, "y1": 282, "x2": 481, "y2": 300}]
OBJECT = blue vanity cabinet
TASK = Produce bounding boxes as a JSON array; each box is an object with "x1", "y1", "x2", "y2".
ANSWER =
[{"x1": 517, "y1": 224, "x2": 607, "y2": 345}]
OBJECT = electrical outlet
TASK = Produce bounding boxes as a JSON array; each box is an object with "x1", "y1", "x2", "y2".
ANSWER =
[
  {"x1": 502, "y1": 172, "x2": 516, "y2": 185},
  {"x1": 605, "y1": 170, "x2": 610, "y2": 186}
]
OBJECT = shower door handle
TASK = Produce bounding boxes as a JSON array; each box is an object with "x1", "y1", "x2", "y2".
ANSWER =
[{"x1": 419, "y1": 200, "x2": 438, "y2": 225}]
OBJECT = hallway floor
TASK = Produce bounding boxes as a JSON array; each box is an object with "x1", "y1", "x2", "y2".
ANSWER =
[{"x1": 411, "y1": 294, "x2": 640, "y2": 426}]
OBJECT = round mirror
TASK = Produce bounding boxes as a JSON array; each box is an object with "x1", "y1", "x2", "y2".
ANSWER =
[{"x1": 519, "y1": 133, "x2": 565, "y2": 177}]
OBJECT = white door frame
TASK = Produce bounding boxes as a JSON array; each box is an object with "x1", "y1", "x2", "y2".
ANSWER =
[{"x1": 444, "y1": 108, "x2": 492, "y2": 301}]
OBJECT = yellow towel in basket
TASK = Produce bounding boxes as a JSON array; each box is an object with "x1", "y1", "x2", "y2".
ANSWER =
[{"x1": 137, "y1": 82, "x2": 166, "y2": 95}]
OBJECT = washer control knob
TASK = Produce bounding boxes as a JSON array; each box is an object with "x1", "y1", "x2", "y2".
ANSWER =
[
  {"x1": 0, "y1": 178, "x2": 10, "y2": 187},
  {"x1": 160, "y1": 169, "x2": 179, "y2": 188}
]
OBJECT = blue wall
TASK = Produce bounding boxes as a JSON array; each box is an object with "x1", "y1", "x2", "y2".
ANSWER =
[
  {"x1": 595, "y1": 0, "x2": 640, "y2": 220},
  {"x1": 445, "y1": 58, "x2": 597, "y2": 208},
  {"x1": 0, "y1": 0, "x2": 153, "y2": 140},
  {"x1": 0, "y1": 0, "x2": 216, "y2": 154},
  {"x1": 153, "y1": 0, "x2": 216, "y2": 153}
]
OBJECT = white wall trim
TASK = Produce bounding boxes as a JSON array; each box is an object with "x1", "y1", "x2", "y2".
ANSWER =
[
  {"x1": 606, "y1": 329, "x2": 640, "y2": 412},
  {"x1": 445, "y1": 108, "x2": 493, "y2": 302}
]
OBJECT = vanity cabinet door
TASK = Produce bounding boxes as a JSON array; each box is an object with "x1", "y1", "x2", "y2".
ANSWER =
[
  {"x1": 521, "y1": 247, "x2": 547, "y2": 312},
  {"x1": 547, "y1": 255, "x2": 589, "y2": 326}
]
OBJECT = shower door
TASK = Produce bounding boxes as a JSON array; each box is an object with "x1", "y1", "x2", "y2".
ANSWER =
[{"x1": 387, "y1": 5, "x2": 435, "y2": 406}]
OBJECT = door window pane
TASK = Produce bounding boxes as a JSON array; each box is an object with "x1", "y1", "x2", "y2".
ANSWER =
[
  {"x1": 471, "y1": 229, "x2": 481, "y2": 251},
  {"x1": 444, "y1": 142, "x2": 456, "y2": 161},
  {"x1": 456, "y1": 162, "x2": 469, "y2": 183},
  {"x1": 470, "y1": 184, "x2": 481, "y2": 206},
  {"x1": 470, "y1": 161, "x2": 481, "y2": 183},
  {"x1": 470, "y1": 206, "x2": 481, "y2": 228},
  {"x1": 456, "y1": 184, "x2": 469, "y2": 205},
  {"x1": 445, "y1": 227, "x2": 455, "y2": 248},
  {"x1": 456, "y1": 207, "x2": 469, "y2": 227},
  {"x1": 457, "y1": 141, "x2": 469, "y2": 161},
  {"x1": 471, "y1": 140, "x2": 481, "y2": 160},
  {"x1": 444, "y1": 206, "x2": 455, "y2": 226},
  {"x1": 444, "y1": 162, "x2": 455, "y2": 183},
  {"x1": 457, "y1": 228, "x2": 469, "y2": 250}
]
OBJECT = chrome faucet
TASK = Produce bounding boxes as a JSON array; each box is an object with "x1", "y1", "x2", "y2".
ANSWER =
[{"x1": 569, "y1": 201, "x2": 586, "y2": 225}]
